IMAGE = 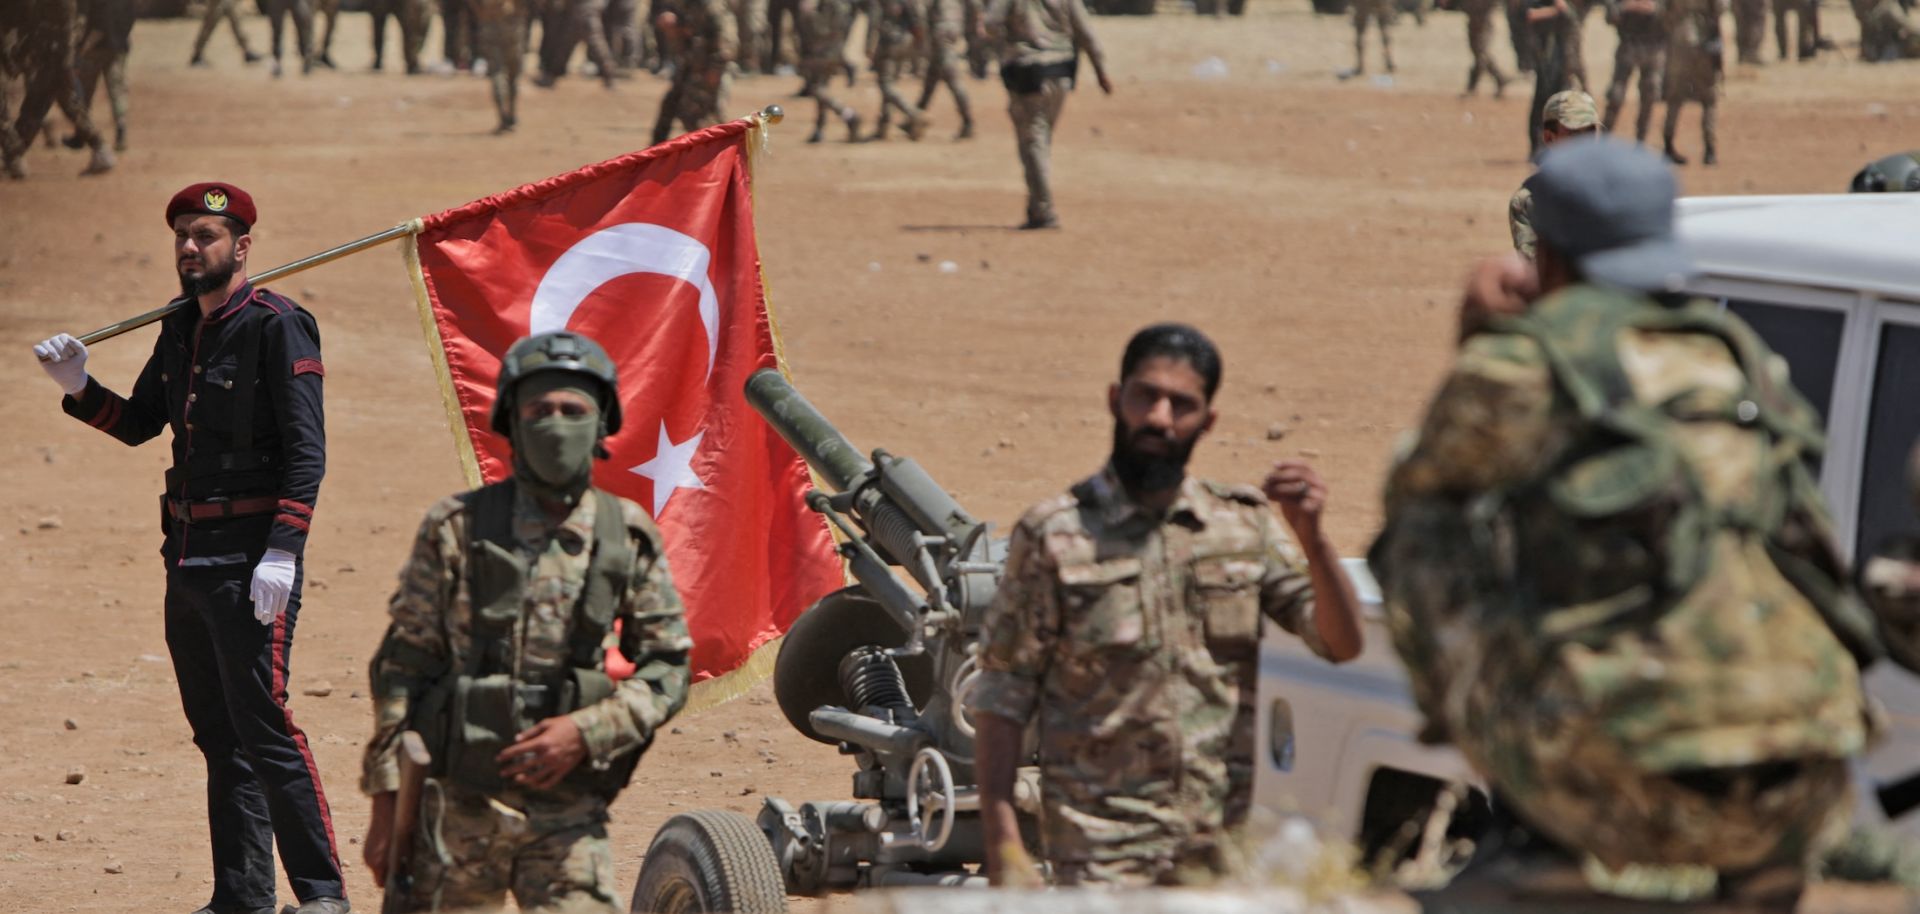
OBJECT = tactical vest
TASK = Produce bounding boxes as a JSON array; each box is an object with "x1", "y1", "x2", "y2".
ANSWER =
[
  {"x1": 416, "y1": 479, "x2": 646, "y2": 800},
  {"x1": 1387, "y1": 286, "x2": 1882, "y2": 769}
]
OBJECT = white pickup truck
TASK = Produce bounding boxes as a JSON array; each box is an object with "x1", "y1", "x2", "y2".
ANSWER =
[{"x1": 1254, "y1": 193, "x2": 1920, "y2": 866}]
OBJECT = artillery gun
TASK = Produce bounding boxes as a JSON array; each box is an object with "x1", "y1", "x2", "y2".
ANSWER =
[{"x1": 630, "y1": 369, "x2": 1018, "y2": 913}]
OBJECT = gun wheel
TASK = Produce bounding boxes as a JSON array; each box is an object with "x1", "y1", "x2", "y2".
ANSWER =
[{"x1": 631, "y1": 810, "x2": 789, "y2": 914}]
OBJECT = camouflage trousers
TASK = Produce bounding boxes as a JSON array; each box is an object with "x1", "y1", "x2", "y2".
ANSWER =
[
  {"x1": 650, "y1": 68, "x2": 731, "y2": 144},
  {"x1": 395, "y1": 785, "x2": 619, "y2": 914},
  {"x1": 1732, "y1": 0, "x2": 1767, "y2": 60},
  {"x1": 915, "y1": 35, "x2": 973, "y2": 133},
  {"x1": 475, "y1": 15, "x2": 526, "y2": 130},
  {"x1": 1008, "y1": 75, "x2": 1069, "y2": 225},
  {"x1": 733, "y1": 0, "x2": 768, "y2": 76},
  {"x1": 1602, "y1": 31, "x2": 1663, "y2": 141},
  {"x1": 371, "y1": 0, "x2": 433, "y2": 72},
  {"x1": 1350, "y1": 0, "x2": 1394, "y2": 73},
  {"x1": 191, "y1": 0, "x2": 257, "y2": 60},
  {"x1": 73, "y1": 33, "x2": 128, "y2": 148},
  {"x1": 1772, "y1": 0, "x2": 1818, "y2": 58},
  {"x1": 1461, "y1": 0, "x2": 1510, "y2": 96},
  {"x1": 1050, "y1": 840, "x2": 1237, "y2": 888}
]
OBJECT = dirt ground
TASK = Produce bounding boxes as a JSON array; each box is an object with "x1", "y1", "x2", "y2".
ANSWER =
[{"x1": 2, "y1": 3, "x2": 1918, "y2": 911}]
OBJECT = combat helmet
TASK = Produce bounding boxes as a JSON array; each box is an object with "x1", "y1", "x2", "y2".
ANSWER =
[
  {"x1": 1849, "y1": 151, "x2": 1920, "y2": 193},
  {"x1": 491, "y1": 331, "x2": 623, "y2": 438}
]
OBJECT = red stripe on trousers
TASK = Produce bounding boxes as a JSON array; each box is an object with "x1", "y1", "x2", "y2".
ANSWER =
[{"x1": 271, "y1": 610, "x2": 343, "y2": 873}]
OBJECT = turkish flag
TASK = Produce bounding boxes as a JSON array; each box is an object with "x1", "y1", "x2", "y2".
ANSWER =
[{"x1": 407, "y1": 120, "x2": 843, "y2": 689}]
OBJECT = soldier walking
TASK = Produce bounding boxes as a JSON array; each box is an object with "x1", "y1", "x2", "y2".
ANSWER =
[
  {"x1": 915, "y1": 0, "x2": 975, "y2": 138},
  {"x1": 261, "y1": 0, "x2": 318, "y2": 77},
  {"x1": 732, "y1": 0, "x2": 770, "y2": 78},
  {"x1": 1376, "y1": 137, "x2": 1884, "y2": 912},
  {"x1": 797, "y1": 0, "x2": 862, "y2": 142},
  {"x1": 983, "y1": 0, "x2": 1111, "y2": 229},
  {"x1": 70, "y1": 0, "x2": 133, "y2": 153},
  {"x1": 360, "y1": 331, "x2": 692, "y2": 914},
  {"x1": 869, "y1": 0, "x2": 930, "y2": 140},
  {"x1": 1523, "y1": 0, "x2": 1576, "y2": 157},
  {"x1": 1661, "y1": 0, "x2": 1721, "y2": 164},
  {"x1": 1772, "y1": 0, "x2": 1819, "y2": 59},
  {"x1": 1602, "y1": 0, "x2": 1665, "y2": 142},
  {"x1": 312, "y1": 0, "x2": 342, "y2": 67},
  {"x1": 649, "y1": 0, "x2": 737, "y2": 143},
  {"x1": 1460, "y1": 0, "x2": 1512, "y2": 96},
  {"x1": 1, "y1": 0, "x2": 114, "y2": 178},
  {"x1": 190, "y1": 0, "x2": 265, "y2": 67},
  {"x1": 1732, "y1": 0, "x2": 1766, "y2": 61},
  {"x1": 31, "y1": 184, "x2": 347, "y2": 914},
  {"x1": 1344, "y1": 0, "x2": 1396, "y2": 76},
  {"x1": 969, "y1": 324, "x2": 1365, "y2": 887},
  {"x1": 370, "y1": 0, "x2": 433, "y2": 73},
  {"x1": 474, "y1": 0, "x2": 529, "y2": 131}
]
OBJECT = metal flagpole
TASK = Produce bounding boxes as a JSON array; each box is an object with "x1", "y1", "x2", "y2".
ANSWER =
[{"x1": 39, "y1": 221, "x2": 419, "y2": 360}]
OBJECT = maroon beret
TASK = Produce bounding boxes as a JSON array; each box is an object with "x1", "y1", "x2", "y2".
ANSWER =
[{"x1": 165, "y1": 182, "x2": 257, "y2": 231}]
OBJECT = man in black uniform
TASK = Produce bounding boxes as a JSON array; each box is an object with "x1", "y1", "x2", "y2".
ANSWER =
[{"x1": 31, "y1": 183, "x2": 350, "y2": 914}]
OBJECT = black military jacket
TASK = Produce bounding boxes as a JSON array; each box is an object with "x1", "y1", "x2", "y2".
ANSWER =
[{"x1": 62, "y1": 283, "x2": 326, "y2": 567}]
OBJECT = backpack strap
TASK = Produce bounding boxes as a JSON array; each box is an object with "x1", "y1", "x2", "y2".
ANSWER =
[{"x1": 572, "y1": 487, "x2": 636, "y2": 671}]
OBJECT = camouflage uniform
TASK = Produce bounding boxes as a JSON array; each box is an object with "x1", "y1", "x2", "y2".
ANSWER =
[
  {"x1": 1377, "y1": 285, "x2": 1874, "y2": 900},
  {"x1": 313, "y1": 0, "x2": 342, "y2": 66},
  {"x1": 986, "y1": 0, "x2": 1105, "y2": 228},
  {"x1": 1, "y1": 0, "x2": 111, "y2": 178},
  {"x1": 363, "y1": 487, "x2": 692, "y2": 913},
  {"x1": 1732, "y1": 0, "x2": 1765, "y2": 61},
  {"x1": 261, "y1": 0, "x2": 317, "y2": 76},
  {"x1": 1772, "y1": 0, "x2": 1818, "y2": 59},
  {"x1": 1349, "y1": 0, "x2": 1396, "y2": 74},
  {"x1": 967, "y1": 466, "x2": 1333, "y2": 885},
  {"x1": 370, "y1": 0, "x2": 434, "y2": 73},
  {"x1": 74, "y1": 0, "x2": 132, "y2": 151},
  {"x1": 731, "y1": 0, "x2": 769, "y2": 77},
  {"x1": 915, "y1": 0, "x2": 975, "y2": 138},
  {"x1": 190, "y1": 0, "x2": 260, "y2": 65},
  {"x1": 1857, "y1": 0, "x2": 1920, "y2": 60},
  {"x1": 797, "y1": 0, "x2": 862, "y2": 142},
  {"x1": 1460, "y1": 0, "x2": 1511, "y2": 97},
  {"x1": 1661, "y1": 0, "x2": 1721, "y2": 164},
  {"x1": 1507, "y1": 179, "x2": 1537, "y2": 258},
  {"x1": 650, "y1": 0, "x2": 736, "y2": 144},
  {"x1": 869, "y1": 0, "x2": 929, "y2": 140},
  {"x1": 1602, "y1": 0, "x2": 1666, "y2": 142},
  {"x1": 472, "y1": 0, "x2": 529, "y2": 131}
]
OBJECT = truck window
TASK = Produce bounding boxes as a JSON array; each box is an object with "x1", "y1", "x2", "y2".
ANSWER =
[
  {"x1": 1859, "y1": 322, "x2": 1920, "y2": 557},
  {"x1": 1726, "y1": 300, "x2": 1844, "y2": 430}
]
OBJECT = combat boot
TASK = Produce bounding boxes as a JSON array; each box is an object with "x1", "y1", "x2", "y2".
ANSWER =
[
  {"x1": 955, "y1": 118, "x2": 974, "y2": 140},
  {"x1": 1664, "y1": 143, "x2": 1688, "y2": 165},
  {"x1": 845, "y1": 112, "x2": 862, "y2": 142},
  {"x1": 190, "y1": 904, "x2": 275, "y2": 914}
]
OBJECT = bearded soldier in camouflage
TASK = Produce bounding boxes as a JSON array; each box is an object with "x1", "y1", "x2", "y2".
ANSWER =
[
  {"x1": 968, "y1": 324, "x2": 1365, "y2": 887},
  {"x1": 1377, "y1": 137, "x2": 1884, "y2": 911},
  {"x1": 360, "y1": 331, "x2": 692, "y2": 913}
]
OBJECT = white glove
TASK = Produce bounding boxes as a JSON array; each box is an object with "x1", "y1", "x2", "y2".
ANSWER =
[
  {"x1": 250, "y1": 548, "x2": 298, "y2": 626},
  {"x1": 33, "y1": 333, "x2": 89, "y2": 396}
]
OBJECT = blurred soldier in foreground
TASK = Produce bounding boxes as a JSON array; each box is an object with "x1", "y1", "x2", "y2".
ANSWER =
[
  {"x1": 982, "y1": 0, "x2": 1112, "y2": 229},
  {"x1": 969, "y1": 324, "x2": 1365, "y2": 887},
  {"x1": 869, "y1": 0, "x2": 930, "y2": 141},
  {"x1": 361, "y1": 331, "x2": 691, "y2": 913},
  {"x1": 1601, "y1": 0, "x2": 1664, "y2": 142},
  {"x1": 1661, "y1": 0, "x2": 1722, "y2": 164},
  {"x1": 916, "y1": 0, "x2": 976, "y2": 139},
  {"x1": 650, "y1": 0, "x2": 737, "y2": 143},
  {"x1": 1, "y1": 0, "x2": 114, "y2": 178},
  {"x1": 474, "y1": 0, "x2": 529, "y2": 131},
  {"x1": 1509, "y1": 90, "x2": 1596, "y2": 259},
  {"x1": 190, "y1": 0, "x2": 264, "y2": 67},
  {"x1": 1376, "y1": 136, "x2": 1886, "y2": 912},
  {"x1": 1851, "y1": 151, "x2": 1920, "y2": 192},
  {"x1": 1459, "y1": 0, "x2": 1512, "y2": 97},
  {"x1": 797, "y1": 0, "x2": 862, "y2": 142}
]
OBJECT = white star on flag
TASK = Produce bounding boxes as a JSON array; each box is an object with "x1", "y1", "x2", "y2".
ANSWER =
[{"x1": 630, "y1": 421, "x2": 706, "y2": 517}]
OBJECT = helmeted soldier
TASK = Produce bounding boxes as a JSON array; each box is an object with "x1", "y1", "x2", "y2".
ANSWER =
[{"x1": 360, "y1": 330, "x2": 693, "y2": 913}]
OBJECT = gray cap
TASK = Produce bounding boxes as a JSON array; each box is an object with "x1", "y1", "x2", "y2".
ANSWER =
[{"x1": 1530, "y1": 136, "x2": 1695, "y2": 293}]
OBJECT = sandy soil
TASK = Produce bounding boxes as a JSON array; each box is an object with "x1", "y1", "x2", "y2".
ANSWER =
[{"x1": 1, "y1": 2, "x2": 1917, "y2": 910}]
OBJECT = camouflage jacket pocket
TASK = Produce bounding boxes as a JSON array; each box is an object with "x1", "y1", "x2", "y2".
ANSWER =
[
  {"x1": 1189, "y1": 552, "x2": 1262, "y2": 652},
  {"x1": 1059, "y1": 557, "x2": 1149, "y2": 653}
]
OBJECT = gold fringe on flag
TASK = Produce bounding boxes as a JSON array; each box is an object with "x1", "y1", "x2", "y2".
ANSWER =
[{"x1": 402, "y1": 220, "x2": 485, "y2": 489}]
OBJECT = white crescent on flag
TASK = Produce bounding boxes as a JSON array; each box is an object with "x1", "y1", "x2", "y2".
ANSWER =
[{"x1": 526, "y1": 222, "x2": 720, "y2": 517}]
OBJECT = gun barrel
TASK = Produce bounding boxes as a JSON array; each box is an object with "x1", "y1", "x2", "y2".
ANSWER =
[{"x1": 745, "y1": 369, "x2": 874, "y2": 493}]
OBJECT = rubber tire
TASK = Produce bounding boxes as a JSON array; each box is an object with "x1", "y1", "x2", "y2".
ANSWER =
[
  {"x1": 631, "y1": 810, "x2": 789, "y2": 914},
  {"x1": 772, "y1": 588, "x2": 935, "y2": 744}
]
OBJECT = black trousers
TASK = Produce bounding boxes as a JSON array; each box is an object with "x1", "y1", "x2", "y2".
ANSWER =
[{"x1": 165, "y1": 561, "x2": 345, "y2": 908}]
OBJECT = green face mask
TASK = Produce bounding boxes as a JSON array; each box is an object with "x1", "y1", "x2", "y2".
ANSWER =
[{"x1": 514, "y1": 413, "x2": 599, "y2": 501}]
